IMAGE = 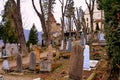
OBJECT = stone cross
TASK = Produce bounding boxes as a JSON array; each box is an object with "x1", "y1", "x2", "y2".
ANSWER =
[
  {"x1": 69, "y1": 44, "x2": 84, "y2": 80},
  {"x1": 16, "y1": 54, "x2": 22, "y2": 72},
  {"x1": 29, "y1": 51, "x2": 36, "y2": 70}
]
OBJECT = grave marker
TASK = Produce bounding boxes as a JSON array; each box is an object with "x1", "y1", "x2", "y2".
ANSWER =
[
  {"x1": 29, "y1": 51, "x2": 36, "y2": 70},
  {"x1": 83, "y1": 45, "x2": 90, "y2": 70},
  {"x1": 16, "y1": 54, "x2": 22, "y2": 72},
  {"x1": 69, "y1": 44, "x2": 84, "y2": 80}
]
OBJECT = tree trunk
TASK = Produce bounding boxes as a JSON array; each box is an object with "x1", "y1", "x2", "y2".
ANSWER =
[{"x1": 11, "y1": 0, "x2": 28, "y2": 54}]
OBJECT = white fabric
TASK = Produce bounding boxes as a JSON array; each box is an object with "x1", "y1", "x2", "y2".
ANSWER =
[{"x1": 2, "y1": 59, "x2": 10, "y2": 70}]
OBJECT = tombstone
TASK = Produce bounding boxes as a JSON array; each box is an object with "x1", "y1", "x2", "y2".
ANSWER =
[
  {"x1": 80, "y1": 32, "x2": 86, "y2": 47},
  {"x1": 35, "y1": 45, "x2": 40, "y2": 63},
  {"x1": 98, "y1": 32, "x2": 105, "y2": 43},
  {"x1": 2, "y1": 47, "x2": 7, "y2": 57},
  {"x1": 66, "y1": 38, "x2": 71, "y2": 52},
  {"x1": 29, "y1": 51, "x2": 36, "y2": 70},
  {"x1": 16, "y1": 54, "x2": 22, "y2": 72},
  {"x1": 5, "y1": 44, "x2": 11, "y2": 57},
  {"x1": 11, "y1": 44, "x2": 19, "y2": 55},
  {"x1": 59, "y1": 40, "x2": 64, "y2": 50},
  {"x1": 83, "y1": 45, "x2": 90, "y2": 70},
  {"x1": 2, "y1": 57, "x2": 10, "y2": 71},
  {"x1": 69, "y1": 44, "x2": 84, "y2": 80}
]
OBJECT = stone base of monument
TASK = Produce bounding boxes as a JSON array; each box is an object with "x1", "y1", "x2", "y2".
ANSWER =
[{"x1": 39, "y1": 60, "x2": 62, "y2": 72}]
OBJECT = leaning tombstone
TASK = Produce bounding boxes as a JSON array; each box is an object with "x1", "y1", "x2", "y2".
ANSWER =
[
  {"x1": 16, "y1": 54, "x2": 22, "y2": 72},
  {"x1": 83, "y1": 45, "x2": 90, "y2": 70},
  {"x1": 69, "y1": 44, "x2": 84, "y2": 80},
  {"x1": 29, "y1": 51, "x2": 36, "y2": 71}
]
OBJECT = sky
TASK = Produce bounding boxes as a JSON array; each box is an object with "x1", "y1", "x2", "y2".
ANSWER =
[{"x1": 0, "y1": 0, "x2": 88, "y2": 32}]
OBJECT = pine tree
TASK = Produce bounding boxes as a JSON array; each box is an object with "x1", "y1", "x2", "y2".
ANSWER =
[{"x1": 27, "y1": 24, "x2": 38, "y2": 47}]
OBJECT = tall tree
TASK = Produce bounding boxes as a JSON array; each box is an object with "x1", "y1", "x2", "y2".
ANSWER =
[
  {"x1": 10, "y1": 0, "x2": 28, "y2": 54},
  {"x1": 73, "y1": 7, "x2": 84, "y2": 40},
  {"x1": 27, "y1": 24, "x2": 38, "y2": 47},
  {"x1": 65, "y1": 0, "x2": 74, "y2": 38},
  {"x1": 59, "y1": 0, "x2": 69, "y2": 40},
  {"x1": 97, "y1": 0, "x2": 120, "y2": 79},
  {"x1": 85, "y1": 0, "x2": 95, "y2": 38},
  {"x1": 1, "y1": 0, "x2": 18, "y2": 44},
  {"x1": 32, "y1": 0, "x2": 55, "y2": 47}
]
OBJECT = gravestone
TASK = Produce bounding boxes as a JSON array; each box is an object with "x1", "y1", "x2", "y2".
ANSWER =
[
  {"x1": 83, "y1": 45, "x2": 90, "y2": 70},
  {"x1": 11, "y1": 44, "x2": 19, "y2": 55},
  {"x1": 2, "y1": 58, "x2": 10, "y2": 71},
  {"x1": 66, "y1": 38, "x2": 71, "y2": 52},
  {"x1": 59, "y1": 40, "x2": 64, "y2": 50},
  {"x1": 98, "y1": 32, "x2": 105, "y2": 43},
  {"x1": 16, "y1": 54, "x2": 22, "y2": 72},
  {"x1": 5, "y1": 44, "x2": 11, "y2": 57},
  {"x1": 69, "y1": 44, "x2": 84, "y2": 80},
  {"x1": 39, "y1": 60, "x2": 51, "y2": 72},
  {"x1": 29, "y1": 51, "x2": 36, "y2": 70},
  {"x1": 80, "y1": 32, "x2": 86, "y2": 47}
]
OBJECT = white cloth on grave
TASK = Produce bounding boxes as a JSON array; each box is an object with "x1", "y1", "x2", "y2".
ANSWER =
[
  {"x1": 2, "y1": 59, "x2": 10, "y2": 70},
  {"x1": 83, "y1": 45, "x2": 90, "y2": 69}
]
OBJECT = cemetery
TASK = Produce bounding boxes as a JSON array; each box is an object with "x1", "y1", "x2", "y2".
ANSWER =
[{"x1": 0, "y1": 0, "x2": 120, "y2": 80}]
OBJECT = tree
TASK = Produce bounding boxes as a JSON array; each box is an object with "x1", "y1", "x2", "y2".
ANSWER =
[
  {"x1": 85, "y1": 0, "x2": 95, "y2": 38},
  {"x1": 1, "y1": 0, "x2": 18, "y2": 44},
  {"x1": 27, "y1": 24, "x2": 38, "y2": 47},
  {"x1": 59, "y1": 0, "x2": 69, "y2": 40},
  {"x1": 73, "y1": 7, "x2": 84, "y2": 40},
  {"x1": 10, "y1": 0, "x2": 28, "y2": 54},
  {"x1": 97, "y1": 0, "x2": 120, "y2": 79},
  {"x1": 65, "y1": 0, "x2": 74, "y2": 38},
  {"x1": 32, "y1": 0, "x2": 55, "y2": 47}
]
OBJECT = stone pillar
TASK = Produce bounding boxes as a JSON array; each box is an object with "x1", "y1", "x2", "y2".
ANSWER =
[{"x1": 69, "y1": 44, "x2": 84, "y2": 80}]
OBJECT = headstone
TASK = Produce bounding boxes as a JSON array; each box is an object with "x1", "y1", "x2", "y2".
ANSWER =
[
  {"x1": 11, "y1": 44, "x2": 19, "y2": 55},
  {"x1": 69, "y1": 44, "x2": 84, "y2": 80},
  {"x1": 35, "y1": 46, "x2": 40, "y2": 63},
  {"x1": 2, "y1": 58, "x2": 10, "y2": 71},
  {"x1": 2, "y1": 47, "x2": 7, "y2": 57},
  {"x1": 80, "y1": 32, "x2": 86, "y2": 47},
  {"x1": 59, "y1": 40, "x2": 64, "y2": 50},
  {"x1": 39, "y1": 60, "x2": 51, "y2": 72},
  {"x1": 5, "y1": 44, "x2": 11, "y2": 56},
  {"x1": 29, "y1": 51, "x2": 36, "y2": 70},
  {"x1": 83, "y1": 45, "x2": 90, "y2": 70},
  {"x1": 66, "y1": 38, "x2": 71, "y2": 52},
  {"x1": 16, "y1": 54, "x2": 22, "y2": 72},
  {"x1": 98, "y1": 32, "x2": 105, "y2": 43}
]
